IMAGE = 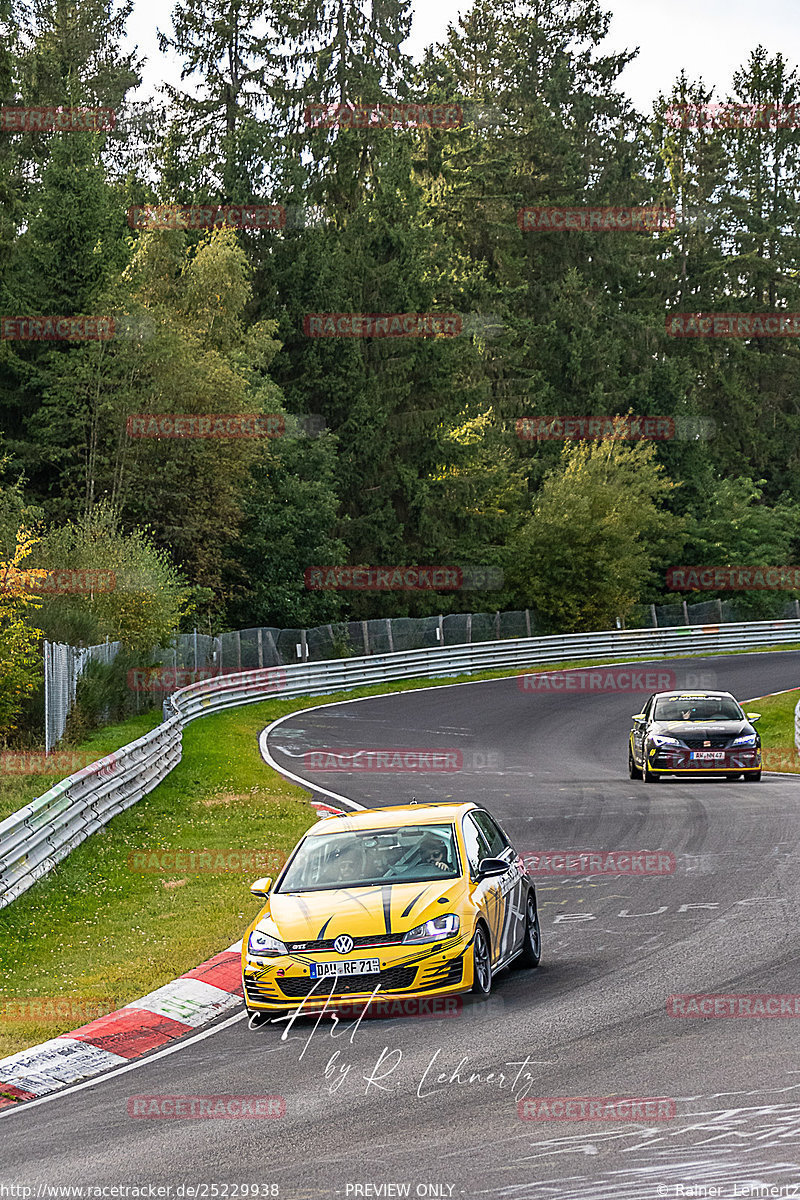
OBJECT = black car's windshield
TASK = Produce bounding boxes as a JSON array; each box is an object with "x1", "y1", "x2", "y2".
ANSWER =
[
  {"x1": 276, "y1": 823, "x2": 461, "y2": 892},
  {"x1": 653, "y1": 697, "x2": 744, "y2": 722}
]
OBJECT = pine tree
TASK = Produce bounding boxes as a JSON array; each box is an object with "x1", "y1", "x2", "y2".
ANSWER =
[{"x1": 156, "y1": 0, "x2": 277, "y2": 202}]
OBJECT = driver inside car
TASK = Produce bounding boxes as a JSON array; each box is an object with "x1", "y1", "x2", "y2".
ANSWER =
[{"x1": 415, "y1": 833, "x2": 452, "y2": 873}]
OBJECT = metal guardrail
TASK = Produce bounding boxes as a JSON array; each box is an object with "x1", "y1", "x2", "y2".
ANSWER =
[{"x1": 2, "y1": 618, "x2": 799, "y2": 908}]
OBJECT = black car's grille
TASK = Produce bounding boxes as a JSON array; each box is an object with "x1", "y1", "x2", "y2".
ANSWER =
[
  {"x1": 277, "y1": 965, "x2": 418, "y2": 998},
  {"x1": 286, "y1": 933, "x2": 402, "y2": 953},
  {"x1": 680, "y1": 735, "x2": 732, "y2": 749}
]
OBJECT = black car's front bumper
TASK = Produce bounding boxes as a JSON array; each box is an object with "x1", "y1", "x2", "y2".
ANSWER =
[{"x1": 645, "y1": 745, "x2": 761, "y2": 775}]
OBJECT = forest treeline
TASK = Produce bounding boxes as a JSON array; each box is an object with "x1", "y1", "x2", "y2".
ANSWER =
[{"x1": 2, "y1": 0, "x2": 800, "y2": 723}]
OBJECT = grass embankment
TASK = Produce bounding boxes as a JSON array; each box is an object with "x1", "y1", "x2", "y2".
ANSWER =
[
  {"x1": 744, "y1": 687, "x2": 800, "y2": 773},
  {"x1": 2, "y1": 645, "x2": 799, "y2": 1059}
]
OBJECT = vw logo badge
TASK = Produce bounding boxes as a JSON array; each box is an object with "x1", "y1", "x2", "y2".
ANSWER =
[{"x1": 334, "y1": 935, "x2": 354, "y2": 954}]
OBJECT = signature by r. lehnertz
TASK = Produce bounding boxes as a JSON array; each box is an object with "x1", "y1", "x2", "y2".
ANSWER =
[{"x1": 257, "y1": 982, "x2": 554, "y2": 1099}]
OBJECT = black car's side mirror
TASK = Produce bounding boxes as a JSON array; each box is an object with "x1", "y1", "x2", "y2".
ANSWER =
[
  {"x1": 631, "y1": 713, "x2": 646, "y2": 722},
  {"x1": 477, "y1": 857, "x2": 508, "y2": 879}
]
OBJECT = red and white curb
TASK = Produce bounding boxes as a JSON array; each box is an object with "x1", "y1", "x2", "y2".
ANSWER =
[
  {"x1": 310, "y1": 799, "x2": 347, "y2": 818},
  {"x1": 0, "y1": 943, "x2": 244, "y2": 1111},
  {"x1": 0, "y1": 801, "x2": 347, "y2": 1110}
]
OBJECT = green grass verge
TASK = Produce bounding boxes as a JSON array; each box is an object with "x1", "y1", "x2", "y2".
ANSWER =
[
  {"x1": 2, "y1": 643, "x2": 799, "y2": 1060},
  {"x1": 745, "y1": 687, "x2": 800, "y2": 773}
]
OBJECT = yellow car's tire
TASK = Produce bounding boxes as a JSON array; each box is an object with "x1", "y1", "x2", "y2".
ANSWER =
[
  {"x1": 471, "y1": 923, "x2": 493, "y2": 995},
  {"x1": 515, "y1": 891, "x2": 542, "y2": 968}
]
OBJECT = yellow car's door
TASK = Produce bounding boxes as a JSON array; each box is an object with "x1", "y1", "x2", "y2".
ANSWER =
[{"x1": 461, "y1": 811, "x2": 514, "y2": 967}]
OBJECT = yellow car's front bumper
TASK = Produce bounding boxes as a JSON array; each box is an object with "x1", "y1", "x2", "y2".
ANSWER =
[{"x1": 242, "y1": 937, "x2": 472, "y2": 1012}]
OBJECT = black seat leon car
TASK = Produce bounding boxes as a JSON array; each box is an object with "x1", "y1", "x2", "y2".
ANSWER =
[{"x1": 628, "y1": 690, "x2": 762, "y2": 782}]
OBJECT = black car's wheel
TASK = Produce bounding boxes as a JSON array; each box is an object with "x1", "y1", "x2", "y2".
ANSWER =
[
  {"x1": 643, "y1": 758, "x2": 660, "y2": 783},
  {"x1": 471, "y1": 923, "x2": 493, "y2": 995},
  {"x1": 515, "y1": 891, "x2": 542, "y2": 968},
  {"x1": 726, "y1": 773, "x2": 742, "y2": 781},
  {"x1": 751, "y1": 771, "x2": 762, "y2": 782},
  {"x1": 629, "y1": 747, "x2": 643, "y2": 780}
]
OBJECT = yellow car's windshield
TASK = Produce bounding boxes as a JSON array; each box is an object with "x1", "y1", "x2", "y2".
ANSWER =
[{"x1": 276, "y1": 823, "x2": 461, "y2": 892}]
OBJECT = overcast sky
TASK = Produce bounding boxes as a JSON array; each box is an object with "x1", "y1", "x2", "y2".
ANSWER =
[{"x1": 126, "y1": 0, "x2": 798, "y2": 114}]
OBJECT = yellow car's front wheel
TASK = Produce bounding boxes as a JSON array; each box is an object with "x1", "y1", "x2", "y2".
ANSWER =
[
  {"x1": 515, "y1": 892, "x2": 542, "y2": 968},
  {"x1": 471, "y1": 923, "x2": 492, "y2": 995}
]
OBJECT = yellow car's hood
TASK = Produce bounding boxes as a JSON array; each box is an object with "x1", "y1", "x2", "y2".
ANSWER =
[{"x1": 263, "y1": 878, "x2": 465, "y2": 941}]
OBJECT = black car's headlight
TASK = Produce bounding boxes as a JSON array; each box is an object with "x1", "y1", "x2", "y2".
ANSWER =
[
  {"x1": 247, "y1": 928, "x2": 287, "y2": 956},
  {"x1": 650, "y1": 735, "x2": 682, "y2": 748},
  {"x1": 731, "y1": 733, "x2": 757, "y2": 747},
  {"x1": 402, "y1": 915, "x2": 460, "y2": 944}
]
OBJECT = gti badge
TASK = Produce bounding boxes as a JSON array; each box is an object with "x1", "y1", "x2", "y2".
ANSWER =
[{"x1": 334, "y1": 935, "x2": 354, "y2": 954}]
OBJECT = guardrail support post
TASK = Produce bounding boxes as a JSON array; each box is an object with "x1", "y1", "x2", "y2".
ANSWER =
[{"x1": 682, "y1": 600, "x2": 690, "y2": 625}]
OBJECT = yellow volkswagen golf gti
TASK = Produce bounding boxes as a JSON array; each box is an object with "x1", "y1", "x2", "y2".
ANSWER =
[{"x1": 241, "y1": 801, "x2": 541, "y2": 1022}]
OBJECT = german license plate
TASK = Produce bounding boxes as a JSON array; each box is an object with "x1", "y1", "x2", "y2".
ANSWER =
[
  {"x1": 690, "y1": 751, "x2": 725, "y2": 761},
  {"x1": 309, "y1": 958, "x2": 380, "y2": 979}
]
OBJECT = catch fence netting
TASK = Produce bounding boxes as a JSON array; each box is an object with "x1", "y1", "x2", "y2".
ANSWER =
[{"x1": 42, "y1": 597, "x2": 800, "y2": 750}]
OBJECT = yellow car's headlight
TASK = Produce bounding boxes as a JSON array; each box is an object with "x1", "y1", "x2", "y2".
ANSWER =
[
  {"x1": 402, "y1": 915, "x2": 460, "y2": 944},
  {"x1": 248, "y1": 928, "x2": 287, "y2": 956}
]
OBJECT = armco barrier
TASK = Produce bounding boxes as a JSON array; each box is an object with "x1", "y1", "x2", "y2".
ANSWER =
[{"x1": 1, "y1": 619, "x2": 799, "y2": 908}]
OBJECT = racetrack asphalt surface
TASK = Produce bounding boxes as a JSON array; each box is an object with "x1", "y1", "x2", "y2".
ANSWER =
[{"x1": 3, "y1": 650, "x2": 800, "y2": 1199}]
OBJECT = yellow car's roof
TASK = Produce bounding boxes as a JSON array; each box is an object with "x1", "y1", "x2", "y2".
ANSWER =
[{"x1": 306, "y1": 801, "x2": 476, "y2": 837}]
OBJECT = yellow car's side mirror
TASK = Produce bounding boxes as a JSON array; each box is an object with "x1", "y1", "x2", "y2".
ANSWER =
[
  {"x1": 250, "y1": 876, "x2": 273, "y2": 897},
  {"x1": 746, "y1": 712, "x2": 761, "y2": 723}
]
